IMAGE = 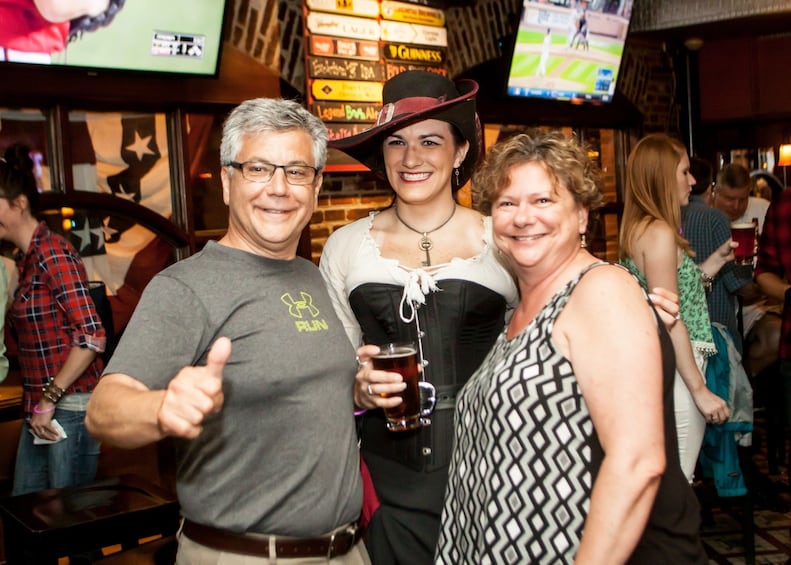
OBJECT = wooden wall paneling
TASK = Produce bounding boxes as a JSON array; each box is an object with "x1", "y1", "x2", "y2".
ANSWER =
[
  {"x1": 755, "y1": 35, "x2": 791, "y2": 117},
  {"x1": 698, "y1": 37, "x2": 756, "y2": 122}
]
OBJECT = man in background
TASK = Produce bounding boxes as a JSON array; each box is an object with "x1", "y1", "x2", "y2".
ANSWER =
[
  {"x1": 713, "y1": 163, "x2": 770, "y2": 233},
  {"x1": 712, "y1": 162, "x2": 778, "y2": 360},
  {"x1": 683, "y1": 157, "x2": 753, "y2": 352}
]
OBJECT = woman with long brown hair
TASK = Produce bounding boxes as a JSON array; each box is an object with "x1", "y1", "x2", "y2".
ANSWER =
[{"x1": 619, "y1": 133, "x2": 733, "y2": 482}]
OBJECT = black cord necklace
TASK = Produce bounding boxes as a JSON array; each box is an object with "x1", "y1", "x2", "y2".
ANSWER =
[{"x1": 394, "y1": 202, "x2": 457, "y2": 267}]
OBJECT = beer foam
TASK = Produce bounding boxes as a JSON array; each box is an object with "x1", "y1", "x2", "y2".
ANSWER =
[{"x1": 375, "y1": 347, "x2": 416, "y2": 358}]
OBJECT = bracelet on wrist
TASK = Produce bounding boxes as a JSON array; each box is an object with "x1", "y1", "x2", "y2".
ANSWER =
[
  {"x1": 42, "y1": 391, "x2": 60, "y2": 404},
  {"x1": 33, "y1": 404, "x2": 55, "y2": 415},
  {"x1": 42, "y1": 378, "x2": 65, "y2": 404},
  {"x1": 700, "y1": 269, "x2": 714, "y2": 293}
]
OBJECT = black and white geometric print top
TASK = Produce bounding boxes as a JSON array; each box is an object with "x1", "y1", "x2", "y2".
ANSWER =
[{"x1": 436, "y1": 262, "x2": 608, "y2": 565}]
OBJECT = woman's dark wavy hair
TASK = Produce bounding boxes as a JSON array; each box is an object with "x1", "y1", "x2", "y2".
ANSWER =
[
  {"x1": 0, "y1": 144, "x2": 40, "y2": 212},
  {"x1": 68, "y1": 0, "x2": 127, "y2": 43}
]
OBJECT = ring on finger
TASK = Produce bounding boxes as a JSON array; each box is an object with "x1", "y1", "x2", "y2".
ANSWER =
[{"x1": 367, "y1": 384, "x2": 374, "y2": 396}]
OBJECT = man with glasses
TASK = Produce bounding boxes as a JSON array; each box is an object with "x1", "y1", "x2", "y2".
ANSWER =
[{"x1": 86, "y1": 98, "x2": 369, "y2": 564}]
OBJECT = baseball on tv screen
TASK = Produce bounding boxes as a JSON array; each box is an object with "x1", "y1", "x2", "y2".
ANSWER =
[
  {"x1": 0, "y1": 0, "x2": 228, "y2": 77},
  {"x1": 505, "y1": 0, "x2": 634, "y2": 104}
]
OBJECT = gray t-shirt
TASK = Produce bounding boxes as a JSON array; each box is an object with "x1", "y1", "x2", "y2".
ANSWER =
[{"x1": 105, "y1": 241, "x2": 362, "y2": 537}]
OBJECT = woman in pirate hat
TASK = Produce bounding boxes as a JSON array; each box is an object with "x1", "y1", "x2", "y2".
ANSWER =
[{"x1": 319, "y1": 70, "x2": 519, "y2": 564}]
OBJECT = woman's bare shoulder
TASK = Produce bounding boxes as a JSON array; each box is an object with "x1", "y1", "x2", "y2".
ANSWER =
[
  {"x1": 641, "y1": 218, "x2": 674, "y2": 238},
  {"x1": 456, "y1": 205, "x2": 485, "y2": 222},
  {"x1": 633, "y1": 219, "x2": 676, "y2": 251}
]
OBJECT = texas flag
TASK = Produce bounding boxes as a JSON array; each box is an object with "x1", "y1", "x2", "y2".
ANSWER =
[
  {"x1": 67, "y1": 112, "x2": 169, "y2": 272},
  {"x1": 68, "y1": 111, "x2": 175, "y2": 329}
]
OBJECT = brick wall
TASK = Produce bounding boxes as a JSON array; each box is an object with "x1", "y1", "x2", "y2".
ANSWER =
[
  {"x1": 444, "y1": 0, "x2": 521, "y2": 77},
  {"x1": 312, "y1": 181, "x2": 393, "y2": 263},
  {"x1": 227, "y1": 0, "x2": 282, "y2": 75},
  {"x1": 312, "y1": 192, "x2": 393, "y2": 261},
  {"x1": 625, "y1": 37, "x2": 680, "y2": 135}
]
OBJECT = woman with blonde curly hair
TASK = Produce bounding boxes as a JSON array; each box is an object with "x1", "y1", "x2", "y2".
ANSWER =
[{"x1": 437, "y1": 129, "x2": 706, "y2": 564}]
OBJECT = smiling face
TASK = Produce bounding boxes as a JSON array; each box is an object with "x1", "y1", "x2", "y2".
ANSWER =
[
  {"x1": 491, "y1": 161, "x2": 588, "y2": 274},
  {"x1": 675, "y1": 151, "x2": 694, "y2": 206},
  {"x1": 221, "y1": 129, "x2": 321, "y2": 260},
  {"x1": 382, "y1": 119, "x2": 468, "y2": 204}
]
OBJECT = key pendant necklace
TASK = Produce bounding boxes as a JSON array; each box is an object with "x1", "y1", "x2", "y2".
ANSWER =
[{"x1": 394, "y1": 202, "x2": 457, "y2": 267}]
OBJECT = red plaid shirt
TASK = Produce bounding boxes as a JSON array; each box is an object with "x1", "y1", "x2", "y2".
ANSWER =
[
  {"x1": 11, "y1": 222, "x2": 105, "y2": 416},
  {"x1": 755, "y1": 190, "x2": 791, "y2": 360}
]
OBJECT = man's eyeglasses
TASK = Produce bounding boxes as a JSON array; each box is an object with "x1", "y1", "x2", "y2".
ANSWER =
[{"x1": 224, "y1": 161, "x2": 319, "y2": 186}]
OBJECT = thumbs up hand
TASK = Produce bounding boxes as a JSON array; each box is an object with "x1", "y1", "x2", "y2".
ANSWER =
[{"x1": 157, "y1": 337, "x2": 230, "y2": 439}]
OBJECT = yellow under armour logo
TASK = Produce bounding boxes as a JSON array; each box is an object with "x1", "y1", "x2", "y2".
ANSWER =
[{"x1": 281, "y1": 291, "x2": 320, "y2": 319}]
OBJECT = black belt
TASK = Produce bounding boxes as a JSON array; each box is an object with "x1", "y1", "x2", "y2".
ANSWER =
[
  {"x1": 182, "y1": 519, "x2": 361, "y2": 558},
  {"x1": 435, "y1": 384, "x2": 462, "y2": 410}
]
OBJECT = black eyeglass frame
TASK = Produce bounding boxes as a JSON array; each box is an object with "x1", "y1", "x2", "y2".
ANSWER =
[{"x1": 224, "y1": 161, "x2": 320, "y2": 186}]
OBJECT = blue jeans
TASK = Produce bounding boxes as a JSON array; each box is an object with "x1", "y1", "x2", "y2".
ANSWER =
[{"x1": 12, "y1": 408, "x2": 101, "y2": 496}]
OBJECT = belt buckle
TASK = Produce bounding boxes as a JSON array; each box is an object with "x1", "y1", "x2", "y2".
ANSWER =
[
  {"x1": 327, "y1": 524, "x2": 357, "y2": 559},
  {"x1": 326, "y1": 531, "x2": 337, "y2": 560}
]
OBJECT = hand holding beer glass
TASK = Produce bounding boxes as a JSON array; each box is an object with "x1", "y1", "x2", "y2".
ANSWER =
[
  {"x1": 370, "y1": 342, "x2": 436, "y2": 432},
  {"x1": 731, "y1": 221, "x2": 757, "y2": 266}
]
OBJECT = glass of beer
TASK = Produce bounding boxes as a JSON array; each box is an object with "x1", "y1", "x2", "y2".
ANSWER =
[
  {"x1": 731, "y1": 222, "x2": 757, "y2": 266},
  {"x1": 371, "y1": 342, "x2": 434, "y2": 432}
]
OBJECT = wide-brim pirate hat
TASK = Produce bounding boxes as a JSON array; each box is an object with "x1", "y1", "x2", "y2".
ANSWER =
[{"x1": 329, "y1": 70, "x2": 482, "y2": 187}]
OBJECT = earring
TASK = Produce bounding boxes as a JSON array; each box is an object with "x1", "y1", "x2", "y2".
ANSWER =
[
  {"x1": 454, "y1": 167, "x2": 461, "y2": 188},
  {"x1": 580, "y1": 233, "x2": 587, "y2": 248}
]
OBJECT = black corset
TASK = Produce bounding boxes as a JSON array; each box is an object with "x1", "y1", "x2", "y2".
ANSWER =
[{"x1": 350, "y1": 279, "x2": 508, "y2": 472}]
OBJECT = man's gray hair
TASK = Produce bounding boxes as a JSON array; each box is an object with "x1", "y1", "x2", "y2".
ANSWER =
[{"x1": 220, "y1": 98, "x2": 328, "y2": 171}]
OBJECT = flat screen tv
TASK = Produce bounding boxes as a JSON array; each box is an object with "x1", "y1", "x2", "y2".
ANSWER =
[
  {"x1": 505, "y1": 0, "x2": 634, "y2": 104},
  {"x1": 0, "y1": 0, "x2": 228, "y2": 77}
]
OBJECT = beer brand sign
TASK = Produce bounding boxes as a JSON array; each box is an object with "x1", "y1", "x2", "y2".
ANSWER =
[
  {"x1": 307, "y1": 0, "x2": 380, "y2": 18},
  {"x1": 385, "y1": 62, "x2": 447, "y2": 79},
  {"x1": 382, "y1": 42, "x2": 445, "y2": 64},
  {"x1": 380, "y1": 1, "x2": 445, "y2": 26},
  {"x1": 302, "y1": 0, "x2": 450, "y2": 174},
  {"x1": 311, "y1": 79, "x2": 383, "y2": 102},
  {"x1": 309, "y1": 35, "x2": 380, "y2": 61},
  {"x1": 308, "y1": 57, "x2": 384, "y2": 81},
  {"x1": 380, "y1": 20, "x2": 447, "y2": 46},
  {"x1": 312, "y1": 101, "x2": 380, "y2": 123},
  {"x1": 307, "y1": 12, "x2": 381, "y2": 41},
  {"x1": 326, "y1": 122, "x2": 375, "y2": 141}
]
